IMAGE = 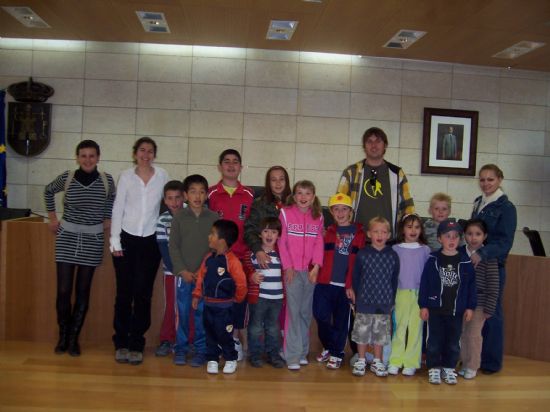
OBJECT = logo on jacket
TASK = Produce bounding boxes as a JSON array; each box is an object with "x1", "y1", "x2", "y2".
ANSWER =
[
  {"x1": 217, "y1": 267, "x2": 226, "y2": 276},
  {"x1": 239, "y1": 204, "x2": 248, "y2": 220},
  {"x1": 226, "y1": 324, "x2": 234, "y2": 333}
]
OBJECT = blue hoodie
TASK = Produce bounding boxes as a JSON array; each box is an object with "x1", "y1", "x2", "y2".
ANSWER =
[{"x1": 418, "y1": 250, "x2": 477, "y2": 316}]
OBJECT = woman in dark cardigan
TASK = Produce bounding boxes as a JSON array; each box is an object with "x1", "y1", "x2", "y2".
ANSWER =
[
  {"x1": 470, "y1": 163, "x2": 517, "y2": 374},
  {"x1": 244, "y1": 166, "x2": 291, "y2": 268}
]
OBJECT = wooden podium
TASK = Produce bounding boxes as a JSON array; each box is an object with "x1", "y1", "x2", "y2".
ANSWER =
[{"x1": 0, "y1": 217, "x2": 165, "y2": 345}]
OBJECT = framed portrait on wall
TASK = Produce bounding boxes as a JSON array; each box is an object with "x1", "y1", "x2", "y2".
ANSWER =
[{"x1": 421, "y1": 107, "x2": 479, "y2": 176}]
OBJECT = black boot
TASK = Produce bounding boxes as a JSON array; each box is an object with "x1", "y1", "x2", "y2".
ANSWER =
[
  {"x1": 54, "y1": 304, "x2": 71, "y2": 354},
  {"x1": 67, "y1": 305, "x2": 88, "y2": 357},
  {"x1": 54, "y1": 325, "x2": 70, "y2": 354}
]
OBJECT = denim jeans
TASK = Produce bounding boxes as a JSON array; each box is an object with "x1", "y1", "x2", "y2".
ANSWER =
[
  {"x1": 174, "y1": 277, "x2": 205, "y2": 355},
  {"x1": 426, "y1": 312, "x2": 463, "y2": 369},
  {"x1": 248, "y1": 298, "x2": 283, "y2": 358}
]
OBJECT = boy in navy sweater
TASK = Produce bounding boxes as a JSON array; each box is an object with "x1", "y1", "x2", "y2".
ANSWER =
[
  {"x1": 419, "y1": 219, "x2": 476, "y2": 385},
  {"x1": 192, "y1": 219, "x2": 247, "y2": 375},
  {"x1": 350, "y1": 217, "x2": 399, "y2": 377}
]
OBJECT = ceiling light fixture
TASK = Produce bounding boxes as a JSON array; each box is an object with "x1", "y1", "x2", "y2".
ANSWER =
[
  {"x1": 1, "y1": 6, "x2": 50, "y2": 28},
  {"x1": 266, "y1": 20, "x2": 299, "y2": 41},
  {"x1": 136, "y1": 11, "x2": 170, "y2": 33},
  {"x1": 383, "y1": 29, "x2": 426, "y2": 49},
  {"x1": 492, "y1": 41, "x2": 545, "y2": 59}
]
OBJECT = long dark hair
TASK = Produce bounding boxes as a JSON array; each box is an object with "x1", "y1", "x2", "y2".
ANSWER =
[
  {"x1": 263, "y1": 166, "x2": 291, "y2": 204},
  {"x1": 396, "y1": 213, "x2": 427, "y2": 244}
]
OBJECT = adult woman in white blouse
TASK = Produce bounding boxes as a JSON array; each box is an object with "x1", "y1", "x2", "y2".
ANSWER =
[{"x1": 110, "y1": 137, "x2": 168, "y2": 365}]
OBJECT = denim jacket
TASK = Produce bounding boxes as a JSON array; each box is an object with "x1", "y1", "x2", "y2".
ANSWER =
[{"x1": 471, "y1": 194, "x2": 516, "y2": 266}]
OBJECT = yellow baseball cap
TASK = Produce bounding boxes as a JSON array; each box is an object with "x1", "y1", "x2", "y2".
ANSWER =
[{"x1": 328, "y1": 193, "x2": 352, "y2": 208}]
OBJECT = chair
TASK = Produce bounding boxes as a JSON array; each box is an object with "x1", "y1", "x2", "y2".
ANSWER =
[{"x1": 522, "y1": 227, "x2": 546, "y2": 257}]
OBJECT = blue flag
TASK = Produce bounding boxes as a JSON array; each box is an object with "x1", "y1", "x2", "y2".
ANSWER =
[{"x1": 0, "y1": 90, "x2": 6, "y2": 207}]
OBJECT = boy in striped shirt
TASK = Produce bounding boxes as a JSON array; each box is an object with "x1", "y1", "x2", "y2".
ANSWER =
[{"x1": 246, "y1": 217, "x2": 285, "y2": 368}]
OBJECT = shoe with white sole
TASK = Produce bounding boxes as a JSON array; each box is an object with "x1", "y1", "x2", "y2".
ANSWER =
[
  {"x1": 287, "y1": 363, "x2": 300, "y2": 371},
  {"x1": 299, "y1": 357, "x2": 309, "y2": 366},
  {"x1": 387, "y1": 365, "x2": 400, "y2": 375},
  {"x1": 326, "y1": 356, "x2": 342, "y2": 369},
  {"x1": 428, "y1": 368, "x2": 441, "y2": 385},
  {"x1": 370, "y1": 359, "x2": 388, "y2": 377},
  {"x1": 402, "y1": 367, "x2": 416, "y2": 376},
  {"x1": 442, "y1": 368, "x2": 458, "y2": 385},
  {"x1": 352, "y1": 358, "x2": 367, "y2": 376},
  {"x1": 207, "y1": 360, "x2": 219, "y2": 374},
  {"x1": 316, "y1": 349, "x2": 330, "y2": 363},
  {"x1": 458, "y1": 368, "x2": 477, "y2": 379},
  {"x1": 223, "y1": 360, "x2": 237, "y2": 374}
]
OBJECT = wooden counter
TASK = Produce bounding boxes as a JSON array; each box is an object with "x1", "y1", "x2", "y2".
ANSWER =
[
  {"x1": 503, "y1": 254, "x2": 550, "y2": 362},
  {"x1": 1, "y1": 219, "x2": 548, "y2": 362}
]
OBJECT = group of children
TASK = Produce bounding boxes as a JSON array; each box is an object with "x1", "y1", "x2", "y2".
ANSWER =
[{"x1": 151, "y1": 148, "x2": 499, "y2": 384}]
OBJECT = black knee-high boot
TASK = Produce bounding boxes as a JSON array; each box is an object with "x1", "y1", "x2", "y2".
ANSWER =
[
  {"x1": 67, "y1": 304, "x2": 88, "y2": 357},
  {"x1": 55, "y1": 303, "x2": 71, "y2": 354}
]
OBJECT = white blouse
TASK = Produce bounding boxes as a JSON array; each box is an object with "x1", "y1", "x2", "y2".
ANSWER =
[{"x1": 110, "y1": 166, "x2": 168, "y2": 252}]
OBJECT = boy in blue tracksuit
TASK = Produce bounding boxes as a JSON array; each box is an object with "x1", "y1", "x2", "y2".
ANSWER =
[{"x1": 419, "y1": 219, "x2": 476, "y2": 386}]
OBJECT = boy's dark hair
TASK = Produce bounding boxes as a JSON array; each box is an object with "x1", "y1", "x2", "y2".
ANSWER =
[
  {"x1": 183, "y1": 174, "x2": 208, "y2": 192},
  {"x1": 218, "y1": 149, "x2": 242, "y2": 164},
  {"x1": 260, "y1": 216, "x2": 282, "y2": 235},
  {"x1": 76, "y1": 139, "x2": 100, "y2": 156},
  {"x1": 213, "y1": 219, "x2": 239, "y2": 248},
  {"x1": 163, "y1": 180, "x2": 184, "y2": 197}
]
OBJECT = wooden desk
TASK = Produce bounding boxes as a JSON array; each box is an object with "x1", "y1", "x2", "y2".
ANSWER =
[{"x1": 503, "y1": 254, "x2": 550, "y2": 362}]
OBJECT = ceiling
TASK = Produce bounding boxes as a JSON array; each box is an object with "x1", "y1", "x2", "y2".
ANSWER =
[{"x1": 1, "y1": 0, "x2": 550, "y2": 72}]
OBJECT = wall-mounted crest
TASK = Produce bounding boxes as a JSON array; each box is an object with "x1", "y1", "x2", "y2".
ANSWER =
[{"x1": 7, "y1": 78, "x2": 54, "y2": 157}]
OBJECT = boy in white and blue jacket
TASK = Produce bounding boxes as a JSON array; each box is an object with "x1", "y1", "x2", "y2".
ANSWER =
[{"x1": 419, "y1": 219, "x2": 477, "y2": 386}]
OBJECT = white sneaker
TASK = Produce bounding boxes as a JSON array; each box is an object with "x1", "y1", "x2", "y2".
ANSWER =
[
  {"x1": 316, "y1": 349, "x2": 330, "y2": 362},
  {"x1": 387, "y1": 365, "x2": 400, "y2": 375},
  {"x1": 442, "y1": 368, "x2": 458, "y2": 385},
  {"x1": 234, "y1": 340, "x2": 244, "y2": 362},
  {"x1": 223, "y1": 360, "x2": 237, "y2": 374},
  {"x1": 349, "y1": 353, "x2": 359, "y2": 368},
  {"x1": 402, "y1": 367, "x2": 416, "y2": 376},
  {"x1": 370, "y1": 359, "x2": 388, "y2": 377},
  {"x1": 428, "y1": 368, "x2": 441, "y2": 384},
  {"x1": 458, "y1": 368, "x2": 477, "y2": 379},
  {"x1": 207, "y1": 361, "x2": 219, "y2": 374},
  {"x1": 299, "y1": 357, "x2": 309, "y2": 366},
  {"x1": 352, "y1": 358, "x2": 367, "y2": 376},
  {"x1": 287, "y1": 363, "x2": 300, "y2": 371}
]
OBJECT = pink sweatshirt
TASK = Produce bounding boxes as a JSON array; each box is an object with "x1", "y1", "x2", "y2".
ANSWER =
[{"x1": 278, "y1": 204, "x2": 324, "y2": 271}]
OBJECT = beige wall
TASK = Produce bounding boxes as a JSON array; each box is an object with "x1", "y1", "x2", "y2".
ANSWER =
[{"x1": 1, "y1": 38, "x2": 549, "y2": 255}]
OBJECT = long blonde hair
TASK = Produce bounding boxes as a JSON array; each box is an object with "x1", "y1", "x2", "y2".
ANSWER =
[{"x1": 287, "y1": 180, "x2": 322, "y2": 219}]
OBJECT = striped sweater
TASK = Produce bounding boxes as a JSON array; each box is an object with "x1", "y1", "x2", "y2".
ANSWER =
[
  {"x1": 44, "y1": 169, "x2": 115, "y2": 225},
  {"x1": 461, "y1": 246, "x2": 500, "y2": 316}
]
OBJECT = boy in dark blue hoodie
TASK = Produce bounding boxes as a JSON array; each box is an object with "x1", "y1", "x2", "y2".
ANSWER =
[{"x1": 419, "y1": 219, "x2": 476, "y2": 386}]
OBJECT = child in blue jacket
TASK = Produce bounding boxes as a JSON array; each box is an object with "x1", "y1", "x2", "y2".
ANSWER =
[{"x1": 419, "y1": 220, "x2": 476, "y2": 386}]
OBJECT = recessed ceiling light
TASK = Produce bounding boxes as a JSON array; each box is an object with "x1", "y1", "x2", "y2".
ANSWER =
[
  {"x1": 266, "y1": 20, "x2": 299, "y2": 41},
  {"x1": 492, "y1": 41, "x2": 545, "y2": 59},
  {"x1": 2, "y1": 6, "x2": 50, "y2": 28},
  {"x1": 383, "y1": 29, "x2": 426, "y2": 49},
  {"x1": 136, "y1": 11, "x2": 170, "y2": 33}
]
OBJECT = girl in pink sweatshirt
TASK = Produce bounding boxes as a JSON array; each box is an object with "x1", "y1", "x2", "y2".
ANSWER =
[{"x1": 278, "y1": 180, "x2": 324, "y2": 370}]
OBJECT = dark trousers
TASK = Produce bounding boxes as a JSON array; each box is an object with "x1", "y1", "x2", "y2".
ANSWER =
[
  {"x1": 204, "y1": 304, "x2": 237, "y2": 362},
  {"x1": 481, "y1": 265, "x2": 506, "y2": 372},
  {"x1": 112, "y1": 231, "x2": 161, "y2": 352},
  {"x1": 248, "y1": 298, "x2": 283, "y2": 359},
  {"x1": 426, "y1": 312, "x2": 463, "y2": 369},
  {"x1": 313, "y1": 283, "x2": 351, "y2": 359}
]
